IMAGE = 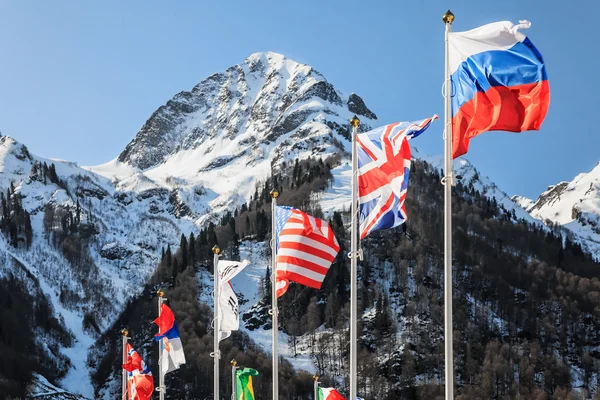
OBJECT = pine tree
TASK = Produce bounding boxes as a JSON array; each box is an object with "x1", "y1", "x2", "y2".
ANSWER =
[
  {"x1": 165, "y1": 244, "x2": 172, "y2": 267},
  {"x1": 188, "y1": 232, "x2": 196, "y2": 266},
  {"x1": 264, "y1": 265, "x2": 271, "y2": 301},
  {"x1": 180, "y1": 234, "x2": 188, "y2": 270}
]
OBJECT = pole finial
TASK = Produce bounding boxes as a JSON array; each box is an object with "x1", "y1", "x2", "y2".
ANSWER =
[
  {"x1": 212, "y1": 245, "x2": 221, "y2": 255},
  {"x1": 121, "y1": 328, "x2": 129, "y2": 337},
  {"x1": 157, "y1": 289, "x2": 164, "y2": 298},
  {"x1": 350, "y1": 115, "x2": 360, "y2": 128},
  {"x1": 442, "y1": 10, "x2": 455, "y2": 24},
  {"x1": 231, "y1": 359, "x2": 237, "y2": 366},
  {"x1": 270, "y1": 189, "x2": 279, "y2": 199},
  {"x1": 313, "y1": 374, "x2": 319, "y2": 381}
]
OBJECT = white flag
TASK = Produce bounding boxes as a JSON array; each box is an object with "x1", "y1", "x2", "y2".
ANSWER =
[
  {"x1": 219, "y1": 259, "x2": 250, "y2": 283},
  {"x1": 219, "y1": 281, "x2": 240, "y2": 341},
  {"x1": 217, "y1": 259, "x2": 249, "y2": 341}
]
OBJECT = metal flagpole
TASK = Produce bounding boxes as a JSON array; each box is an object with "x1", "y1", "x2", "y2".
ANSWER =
[
  {"x1": 442, "y1": 9, "x2": 455, "y2": 400},
  {"x1": 349, "y1": 115, "x2": 360, "y2": 400},
  {"x1": 313, "y1": 375, "x2": 319, "y2": 400},
  {"x1": 157, "y1": 290, "x2": 166, "y2": 400},
  {"x1": 212, "y1": 245, "x2": 222, "y2": 400},
  {"x1": 231, "y1": 359, "x2": 237, "y2": 400},
  {"x1": 270, "y1": 189, "x2": 279, "y2": 400},
  {"x1": 121, "y1": 329, "x2": 129, "y2": 400}
]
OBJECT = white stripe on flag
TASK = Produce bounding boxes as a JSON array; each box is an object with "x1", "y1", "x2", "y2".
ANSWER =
[
  {"x1": 277, "y1": 263, "x2": 325, "y2": 282},
  {"x1": 278, "y1": 235, "x2": 339, "y2": 258},
  {"x1": 277, "y1": 248, "x2": 333, "y2": 269}
]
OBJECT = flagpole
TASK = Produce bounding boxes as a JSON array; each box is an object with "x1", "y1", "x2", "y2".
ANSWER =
[
  {"x1": 313, "y1": 375, "x2": 319, "y2": 400},
  {"x1": 349, "y1": 115, "x2": 360, "y2": 400},
  {"x1": 231, "y1": 359, "x2": 237, "y2": 400},
  {"x1": 442, "y1": 9, "x2": 455, "y2": 400},
  {"x1": 121, "y1": 329, "x2": 129, "y2": 400},
  {"x1": 213, "y1": 245, "x2": 222, "y2": 400},
  {"x1": 157, "y1": 290, "x2": 166, "y2": 400},
  {"x1": 270, "y1": 189, "x2": 279, "y2": 400}
]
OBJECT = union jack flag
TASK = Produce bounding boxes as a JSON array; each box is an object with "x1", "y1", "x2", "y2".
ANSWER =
[{"x1": 357, "y1": 116, "x2": 438, "y2": 239}]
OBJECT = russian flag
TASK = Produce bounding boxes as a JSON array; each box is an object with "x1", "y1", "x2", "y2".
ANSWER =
[
  {"x1": 153, "y1": 303, "x2": 186, "y2": 377},
  {"x1": 449, "y1": 20, "x2": 550, "y2": 158}
]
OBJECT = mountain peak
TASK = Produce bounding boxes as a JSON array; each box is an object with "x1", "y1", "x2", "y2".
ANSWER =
[{"x1": 116, "y1": 51, "x2": 376, "y2": 171}]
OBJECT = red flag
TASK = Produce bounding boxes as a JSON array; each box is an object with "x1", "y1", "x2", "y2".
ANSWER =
[
  {"x1": 153, "y1": 303, "x2": 175, "y2": 337},
  {"x1": 122, "y1": 343, "x2": 154, "y2": 400}
]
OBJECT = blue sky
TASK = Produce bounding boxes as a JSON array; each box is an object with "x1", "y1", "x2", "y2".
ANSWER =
[{"x1": 0, "y1": 0, "x2": 597, "y2": 199}]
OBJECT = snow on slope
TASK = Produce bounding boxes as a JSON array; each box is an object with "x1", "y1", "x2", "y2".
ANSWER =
[
  {"x1": 1, "y1": 49, "x2": 562, "y2": 396},
  {"x1": 514, "y1": 161, "x2": 600, "y2": 258},
  {"x1": 88, "y1": 52, "x2": 377, "y2": 226},
  {"x1": 27, "y1": 374, "x2": 88, "y2": 400},
  {"x1": 0, "y1": 52, "x2": 377, "y2": 396},
  {"x1": 414, "y1": 147, "x2": 542, "y2": 226},
  {"x1": 318, "y1": 141, "x2": 540, "y2": 226}
]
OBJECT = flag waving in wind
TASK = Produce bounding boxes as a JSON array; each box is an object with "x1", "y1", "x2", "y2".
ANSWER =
[
  {"x1": 218, "y1": 259, "x2": 249, "y2": 341},
  {"x1": 357, "y1": 117, "x2": 437, "y2": 239},
  {"x1": 275, "y1": 205, "x2": 340, "y2": 297},
  {"x1": 318, "y1": 387, "x2": 345, "y2": 400},
  {"x1": 153, "y1": 303, "x2": 186, "y2": 378},
  {"x1": 449, "y1": 20, "x2": 549, "y2": 158},
  {"x1": 235, "y1": 367, "x2": 259, "y2": 400},
  {"x1": 122, "y1": 343, "x2": 154, "y2": 400}
]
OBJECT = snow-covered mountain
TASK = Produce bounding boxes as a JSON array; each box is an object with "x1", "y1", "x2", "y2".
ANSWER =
[
  {"x1": 513, "y1": 162, "x2": 600, "y2": 258},
  {"x1": 6, "y1": 49, "x2": 593, "y2": 398},
  {"x1": 0, "y1": 51, "x2": 377, "y2": 398}
]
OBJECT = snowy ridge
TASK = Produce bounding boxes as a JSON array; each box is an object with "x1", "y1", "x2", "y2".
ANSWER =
[
  {"x1": 514, "y1": 161, "x2": 600, "y2": 258},
  {"x1": 413, "y1": 147, "x2": 542, "y2": 226},
  {"x1": 26, "y1": 374, "x2": 87, "y2": 400},
  {"x1": 0, "y1": 52, "x2": 376, "y2": 397},
  {"x1": 4, "y1": 49, "x2": 585, "y2": 397}
]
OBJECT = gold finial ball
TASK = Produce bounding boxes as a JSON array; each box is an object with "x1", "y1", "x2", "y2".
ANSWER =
[
  {"x1": 350, "y1": 115, "x2": 360, "y2": 128},
  {"x1": 443, "y1": 10, "x2": 455, "y2": 24},
  {"x1": 270, "y1": 189, "x2": 279, "y2": 199},
  {"x1": 231, "y1": 359, "x2": 238, "y2": 366},
  {"x1": 121, "y1": 328, "x2": 129, "y2": 336},
  {"x1": 212, "y1": 245, "x2": 221, "y2": 255},
  {"x1": 313, "y1": 375, "x2": 319, "y2": 381},
  {"x1": 157, "y1": 289, "x2": 164, "y2": 297}
]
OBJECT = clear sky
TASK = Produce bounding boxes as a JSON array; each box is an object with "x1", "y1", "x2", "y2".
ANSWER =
[{"x1": 0, "y1": 0, "x2": 597, "y2": 200}]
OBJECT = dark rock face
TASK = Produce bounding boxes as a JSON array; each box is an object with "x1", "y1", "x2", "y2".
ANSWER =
[
  {"x1": 347, "y1": 93, "x2": 377, "y2": 120},
  {"x1": 100, "y1": 243, "x2": 132, "y2": 260},
  {"x1": 116, "y1": 52, "x2": 377, "y2": 171}
]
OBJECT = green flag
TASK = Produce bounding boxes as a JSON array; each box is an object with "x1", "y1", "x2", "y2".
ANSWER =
[{"x1": 235, "y1": 367, "x2": 259, "y2": 400}]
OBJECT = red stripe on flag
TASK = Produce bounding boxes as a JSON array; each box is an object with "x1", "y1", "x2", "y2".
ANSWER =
[
  {"x1": 278, "y1": 242, "x2": 337, "y2": 262},
  {"x1": 276, "y1": 255, "x2": 330, "y2": 275},
  {"x1": 451, "y1": 81, "x2": 550, "y2": 158},
  {"x1": 279, "y1": 228, "x2": 340, "y2": 251}
]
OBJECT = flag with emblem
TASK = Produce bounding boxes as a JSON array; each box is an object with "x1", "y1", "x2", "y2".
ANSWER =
[
  {"x1": 275, "y1": 205, "x2": 340, "y2": 297},
  {"x1": 357, "y1": 116, "x2": 437, "y2": 239},
  {"x1": 218, "y1": 259, "x2": 249, "y2": 341},
  {"x1": 153, "y1": 303, "x2": 186, "y2": 378}
]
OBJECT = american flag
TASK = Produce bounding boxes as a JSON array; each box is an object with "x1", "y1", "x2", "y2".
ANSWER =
[
  {"x1": 275, "y1": 205, "x2": 340, "y2": 297},
  {"x1": 357, "y1": 116, "x2": 438, "y2": 239}
]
